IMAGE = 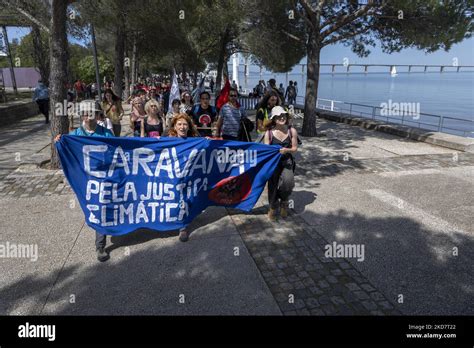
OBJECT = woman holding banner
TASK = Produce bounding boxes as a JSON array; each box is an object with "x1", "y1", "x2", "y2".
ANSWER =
[
  {"x1": 168, "y1": 113, "x2": 199, "y2": 241},
  {"x1": 264, "y1": 106, "x2": 298, "y2": 221},
  {"x1": 168, "y1": 113, "x2": 199, "y2": 138}
]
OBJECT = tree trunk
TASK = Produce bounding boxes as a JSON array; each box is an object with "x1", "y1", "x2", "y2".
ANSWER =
[
  {"x1": 223, "y1": 54, "x2": 229, "y2": 80},
  {"x1": 123, "y1": 36, "x2": 130, "y2": 100},
  {"x1": 215, "y1": 28, "x2": 229, "y2": 96},
  {"x1": 215, "y1": 55, "x2": 224, "y2": 95},
  {"x1": 181, "y1": 57, "x2": 186, "y2": 86},
  {"x1": 49, "y1": 0, "x2": 69, "y2": 169},
  {"x1": 302, "y1": 33, "x2": 321, "y2": 137},
  {"x1": 124, "y1": 51, "x2": 130, "y2": 100},
  {"x1": 90, "y1": 24, "x2": 101, "y2": 99},
  {"x1": 131, "y1": 33, "x2": 137, "y2": 87},
  {"x1": 113, "y1": 22, "x2": 125, "y2": 98},
  {"x1": 135, "y1": 60, "x2": 139, "y2": 83},
  {"x1": 1, "y1": 26, "x2": 18, "y2": 94},
  {"x1": 193, "y1": 63, "x2": 198, "y2": 89},
  {"x1": 32, "y1": 24, "x2": 50, "y2": 84}
]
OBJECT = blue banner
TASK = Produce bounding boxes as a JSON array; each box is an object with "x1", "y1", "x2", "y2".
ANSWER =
[{"x1": 56, "y1": 136, "x2": 281, "y2": 235}]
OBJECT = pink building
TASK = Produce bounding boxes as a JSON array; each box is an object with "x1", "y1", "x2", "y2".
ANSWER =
[{"x1": 1, "y1": 67, "x2": 41, "y2": 88}]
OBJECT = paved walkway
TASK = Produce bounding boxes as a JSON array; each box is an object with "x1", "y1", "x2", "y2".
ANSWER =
[{"x1": 0, "y1": 109, "x2": 472, "y2": 315}]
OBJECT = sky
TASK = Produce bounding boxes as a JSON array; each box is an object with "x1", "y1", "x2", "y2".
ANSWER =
[
  {"x1": 5, "y1": 26, "x2": 474, "y2": 73},
  {"x1": 318, "y1": 37, "x2": 474, "y2": 66}
]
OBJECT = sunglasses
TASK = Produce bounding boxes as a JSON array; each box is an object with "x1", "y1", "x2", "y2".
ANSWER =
[{"x1": 229, "y1": 94, "x2": 237, "y2": 97}]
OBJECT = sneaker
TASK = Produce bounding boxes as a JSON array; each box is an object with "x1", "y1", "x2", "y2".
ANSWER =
[
  {"x1": 96, "y1": 247, "x2": 110, "y2": 262},
  {"x1": 268, "y1": 208, "x2": 277, "y2": 221},
  {"x1": 179, "y1": 229, "x2": 188, "y2": 242}
]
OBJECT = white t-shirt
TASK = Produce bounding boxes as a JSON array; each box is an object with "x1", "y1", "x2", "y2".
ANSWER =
[{"x1": 97, "y1": 118, "x2": 113, "y2": 131}]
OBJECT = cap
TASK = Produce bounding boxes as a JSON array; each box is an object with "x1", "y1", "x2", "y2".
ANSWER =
[
  {"x1": 270, "y1": 106, "x2": 287, "y2": 119},
  {"x1": 78, "y1": 100, "x2": 102, "y2": 117}
]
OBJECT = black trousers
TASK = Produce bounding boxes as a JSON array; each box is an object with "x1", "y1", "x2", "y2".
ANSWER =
[
  {"x1": 95, "y1": 232, "x2": 106, "y2": 250},
  {"x1": 112, "y1": 123, "x2": 121, "y2": 137},
  {"x1": 36, "y1": 99, "x2": 49, "y2": 122},
  {"x1": 268, "y1": 164, "x2": 295, "y2": 209}
]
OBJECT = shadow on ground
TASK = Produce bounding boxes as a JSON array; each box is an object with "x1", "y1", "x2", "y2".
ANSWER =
[
  {"x1": 0, "y1": 206, "x2": 279, "y2": 315},
  {"x1": 292, "y1": 208, "x2": 474, "y2": 315},
  {"x1": 1, "y1": 201, "x2": 472, "y2": 315},
  {"x1": 106, "y1": 206, "x2": 228, "y2": 253}
]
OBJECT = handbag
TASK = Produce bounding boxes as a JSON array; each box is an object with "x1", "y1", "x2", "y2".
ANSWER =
[{"x1": 238, "y1": 117, "x2": 254, "y2": 142}]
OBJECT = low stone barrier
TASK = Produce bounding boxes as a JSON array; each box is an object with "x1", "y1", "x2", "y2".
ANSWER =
[{"x1": 0, "y1": 100, "x2": 40, "y2": 127}]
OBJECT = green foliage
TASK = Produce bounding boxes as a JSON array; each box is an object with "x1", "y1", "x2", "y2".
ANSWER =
[
  {"x1": 76, "y1": 55, "x2": 114, "y2": 83},
  {"x1": 242, "y1": 0, "x2": 306, "y2": 72},
  {"x1": 0, "y1": 30, "x2": 48, "y2": 69},
  {"x1": 372, "y1": 0, "x2": 473, "y2": 53},
  {"x1": 0, "y1": 36, "x2": 34, "y2": 68}
]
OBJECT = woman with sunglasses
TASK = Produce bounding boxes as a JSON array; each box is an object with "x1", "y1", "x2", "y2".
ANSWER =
[
  {"x1": 264, "y1": 106, "x2": 298, "y2": 221},
  {"x1": 216, "y1": 88, "x2": 246, "y2": 140},
  {"x1": 140, "y1": 99, "x2": 165, "y2": 138}
]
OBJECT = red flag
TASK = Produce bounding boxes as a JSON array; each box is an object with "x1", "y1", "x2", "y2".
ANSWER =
[
  {"x1": 216, "y1": 78, "x2": 230, "y2": 109},
  {"x1": 216, "y1": 77, "x2": 240, "y2": 109}
]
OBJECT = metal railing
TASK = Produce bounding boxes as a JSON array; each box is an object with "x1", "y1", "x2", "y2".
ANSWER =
[
  {"x1": 237, "y1": 96, "x2": 260, "y2": 110},
  {"x1": 238, "y1": 95, "x2": 472, "y2": 138},
  {"x1": 237, "y1": 95, "x2": 473, "y2": 137},
  {"x1": 333, "y1": 101, "x2": 473, "y2": 137}
]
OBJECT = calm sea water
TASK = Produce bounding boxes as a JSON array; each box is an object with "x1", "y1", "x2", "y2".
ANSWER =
[{"x1": 236, "y1": 70, "x2": 474, "y2": 137}]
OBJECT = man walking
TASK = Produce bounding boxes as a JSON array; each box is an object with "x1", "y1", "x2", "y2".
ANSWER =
[
  {"x1": 267, "y1": 78, "x2": 284, "y2": 103},
  {"x1": 285, "y1": 81, "x2": 297, "y2": 105},
  {"x1": 33, "y1": 80, "x2": 50, "y2": 124},
  {"x1": 216, "y1": 88, "x2": 246, "y2": 140}
]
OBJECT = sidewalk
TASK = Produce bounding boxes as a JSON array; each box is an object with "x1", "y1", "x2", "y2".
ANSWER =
[{"x1": 0, "y1": 109, "x2": 472, "y2": 315}]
